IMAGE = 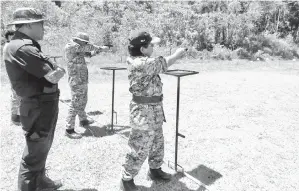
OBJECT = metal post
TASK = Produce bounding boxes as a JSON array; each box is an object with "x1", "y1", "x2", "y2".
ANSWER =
[
  {"x1": 175, "y1": 76, "x2": 181, "y2": 171},
  {"x1": 111, "y1": 70, "x2": 115, "y2": 131}
]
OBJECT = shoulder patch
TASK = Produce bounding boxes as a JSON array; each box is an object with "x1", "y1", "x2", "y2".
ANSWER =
[{"x1": 22, "y1": 39, "x2": 33, "y2": 45}]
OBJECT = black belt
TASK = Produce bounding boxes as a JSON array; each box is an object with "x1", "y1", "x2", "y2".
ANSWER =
[
  {"x1": 43, "y1": 84, "x2": 58, "y2": 93},
  {"x1": 24, "y1": 90, "x2": 60, "y2": 102},
  {"x1": 132, "y1": 95, "x2": 163, "y2": 104}
]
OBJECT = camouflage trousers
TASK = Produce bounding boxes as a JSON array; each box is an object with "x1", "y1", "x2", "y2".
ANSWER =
[
  {"x1": 66, "y1": 84, "x2": 88, "y2": 130},
  {"x1": 11, "y1": 88, "x2": 21, "y2": 115},
  {"x1": 122, "y1": 101, "x2": 165, "y2": 180}
]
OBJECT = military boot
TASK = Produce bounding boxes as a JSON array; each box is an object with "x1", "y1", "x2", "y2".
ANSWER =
[
  {"x1": 79, "y1": 119, "x2": 94, "y2": 127},
  {"x1": 120, "y1": 179, "x2": 138, "y2": 191},
  {"x1": 35, "y1": 170, "x2": 62, "y2": 191},
  {"x1": 148, "y1": 168, "x2": 172, "y2": 181},
  {"x1": 65, "y1": 130, "x2": 82, "y2": 139}
]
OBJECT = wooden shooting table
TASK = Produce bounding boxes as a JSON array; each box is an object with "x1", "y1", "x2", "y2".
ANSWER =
[{"x1": 100, "y1": 66, "x2": 127, "y2": 131}]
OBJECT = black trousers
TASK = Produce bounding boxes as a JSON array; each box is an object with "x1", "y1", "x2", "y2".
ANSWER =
[{"x1": 18, "y1": 91, "x2": 59, "y2": 191}]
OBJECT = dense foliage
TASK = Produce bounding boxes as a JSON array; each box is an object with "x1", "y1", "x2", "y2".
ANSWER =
[{"x1": 1, "y1": 1, "x2": 299, "y2": 60}]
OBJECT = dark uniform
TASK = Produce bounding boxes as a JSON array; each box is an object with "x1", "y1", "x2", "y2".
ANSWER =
[{"x1": 4, "y1": 8, "x2": 62, "y2": 191}]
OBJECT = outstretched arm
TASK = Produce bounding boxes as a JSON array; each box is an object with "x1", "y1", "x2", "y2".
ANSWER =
[{"x1": 165, "y1": 48, "x2": 187, "y2": 68}]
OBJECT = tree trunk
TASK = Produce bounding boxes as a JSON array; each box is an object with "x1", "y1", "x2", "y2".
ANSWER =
[{"x1": 276, "y1": 8, "x2": 280, "y2": 33}]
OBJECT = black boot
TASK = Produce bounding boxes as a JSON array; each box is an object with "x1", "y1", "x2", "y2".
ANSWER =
[
  {"x1": 35, "y1": 169, "x2": 63, "y2": 191},
  {"x1": 120, "y1": 179, "x2": 138, "y2": 191},
  {"x1": 148, "y1": 168, "x2": 172, "y2": 181},
  {"x1": 79, "y1": 119, "x2": 94, "y2": 127},
  {"x1": 65, "y1": 129, "x2": 82, "y2": 139}
]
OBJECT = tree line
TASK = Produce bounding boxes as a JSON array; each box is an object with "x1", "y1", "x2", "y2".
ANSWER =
[{"x1": 2, "y1": 1, "x2": 299, "y2": 60}]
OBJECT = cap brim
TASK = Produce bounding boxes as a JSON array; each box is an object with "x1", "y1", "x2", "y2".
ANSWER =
[
  {"x1": 7, "y1": 19, "x2": 45, "y2": 25},
  {"x1": 151, "y1": 37, "x2": 161, "y2": 44},
  {"x1": 72, "y1": 37, "x2": 89, "y2": 43}
]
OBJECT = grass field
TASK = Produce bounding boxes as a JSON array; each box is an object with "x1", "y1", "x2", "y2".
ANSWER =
[{"x1": 1, "y1": 59, "x2": 299, "y2": 191}]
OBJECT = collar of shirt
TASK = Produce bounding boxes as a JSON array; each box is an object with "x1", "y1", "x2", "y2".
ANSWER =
[{"x1": 12, "y1": 31, "x2": 41, "y2": 51}]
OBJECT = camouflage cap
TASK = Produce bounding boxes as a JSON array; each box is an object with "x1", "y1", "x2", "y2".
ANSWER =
[
  {"x1": 8, "y1": 7, "x2": 44, "y2": 25},
  {"x1": 129, "y1": 31, "x2": 161, "y2": 47},
  {"x1": 72, "y1": 32, "x2": 90, "y2": 43}
]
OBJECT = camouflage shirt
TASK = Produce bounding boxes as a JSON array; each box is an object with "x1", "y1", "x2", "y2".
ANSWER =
[
  {"x1": 127, "y1": 56, "x2": 168, "y2": 97},
  {"x1": 127, "y1": 56, "x2": 168, "y2": 128},
  {"x1": 64, "y1": 41, "x2": 99, "y2": 86}
]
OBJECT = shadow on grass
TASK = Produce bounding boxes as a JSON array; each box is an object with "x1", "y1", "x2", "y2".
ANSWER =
[
  {"x1": 186, "y1": 165, "x2": 222, "y2": 186},
  {"x1": 137, "y1": 165, "x2": 222, "y2": 190},
  {"x1": 138, "y1": 173, "x2": 206, "y2": 191},
  {"x1": 81, "y1": 125, "x2": 131, "y2": 138},
  {"x1": 87, "y1": 110, "x2": 103, "y2": 116},
  {"x1": 81, "y1": 125, "x2": 109, "y2": 137}
]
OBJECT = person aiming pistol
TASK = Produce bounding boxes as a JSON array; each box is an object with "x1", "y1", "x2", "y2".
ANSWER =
[{"x1": 64, "y1": 32, "x2": 109, "y2": 139}]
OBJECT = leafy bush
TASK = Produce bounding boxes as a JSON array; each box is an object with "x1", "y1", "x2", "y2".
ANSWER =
[
  {"x1": 1, "y1": 1, "x2": 299, "y2": 61},
  {"x1": 235, "y1": 48, "x2": 251, "y2": 59},
  {"x1": 262, "y1": 33, "x2": 298, "y2": 59},
  {"x1": 211, "y1": 44, "x2": 232, "y2": 60}
]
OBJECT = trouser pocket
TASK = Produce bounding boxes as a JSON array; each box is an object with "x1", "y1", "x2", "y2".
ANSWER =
[{"x1": 19, "y1": 99, "x2": 40, "y2": 133}]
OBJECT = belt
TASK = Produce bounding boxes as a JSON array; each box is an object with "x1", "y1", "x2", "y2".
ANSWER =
[
  {"x1": 43, "y1": 84, "x2": 58, "y2": 93},
  {"x1": 24, "y1": 90, "x2": 60, "y2": 102},
  {"x1": 132, "y1": 95, "x2": 163, "y2": 104}
]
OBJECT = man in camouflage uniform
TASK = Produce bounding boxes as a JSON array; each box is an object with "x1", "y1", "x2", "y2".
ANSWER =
[
  {"x1": 64, "y1": 32, "x2": 109, "y2": 139},
  {"x1": 120, "y1": 31, "x2": 186, "y2": 191},
  {"x1": 3, "y1": 29, "x2": 22, "y2": 125}
]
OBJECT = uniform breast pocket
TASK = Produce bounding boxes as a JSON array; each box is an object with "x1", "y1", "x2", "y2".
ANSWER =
[{"x1": 20, "y1": 100, "x2": 41, "y2": 132}]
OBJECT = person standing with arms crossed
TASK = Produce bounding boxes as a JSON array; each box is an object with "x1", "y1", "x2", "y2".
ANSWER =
[
  {"x1": 4, "y1": 7, "x2": 65, "y2": 191},
  {"x1": 64, "y1": 32, "x2": 109, "y2": 139}
]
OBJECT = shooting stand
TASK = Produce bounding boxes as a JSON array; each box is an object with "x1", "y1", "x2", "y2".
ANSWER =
[
  {"x1": 100, "y1": 66, "x2": 126, "y2": 132},
  {"x1": 164, "y1": 69, "x2": 211, "y2": 188}
]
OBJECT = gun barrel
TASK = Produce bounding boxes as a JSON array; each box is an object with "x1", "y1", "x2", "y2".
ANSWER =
[
  {"x1": 49, "y1": 56, "x2": 63, "y2": 63},
  {"x1": 104, "y1": 44, "x2": 113, "y2": 48},
  {"x1": 49, "y1": 56, "x2": 63, "y2": 58}
]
